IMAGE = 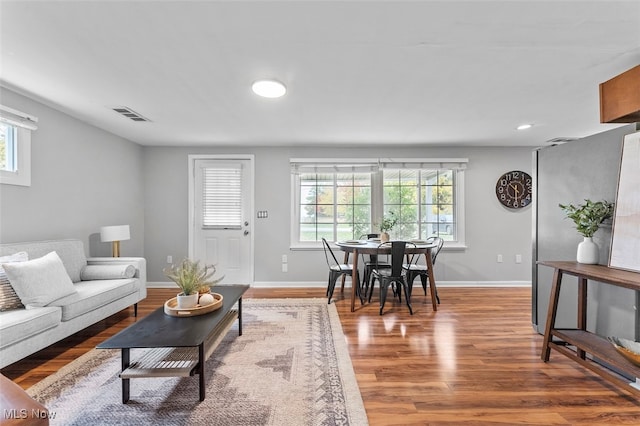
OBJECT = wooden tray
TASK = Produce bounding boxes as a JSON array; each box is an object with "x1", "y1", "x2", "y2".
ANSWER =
[{"x1": 164, "y1": 293, "x2": 223, "y2": 317}]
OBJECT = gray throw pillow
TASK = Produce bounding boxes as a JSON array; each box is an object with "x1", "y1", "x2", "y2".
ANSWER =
[
  {"x1": 3, "y1": 251, "x2": 78, "y2": 307},
  {"x1": 0, "y1": 251, "x2": 28, "y2": 311}
]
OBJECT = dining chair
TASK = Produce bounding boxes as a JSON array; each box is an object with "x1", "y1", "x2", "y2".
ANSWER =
[
  {"x1": 369, "y1": 241, "x2": 416, "y2": 315},
  {"x1": 321, "y1": 238, "x2": 361, "y2": 304},
  {"x1": 403, "y1": 236, "x2": 444, "y2": 304},
  {"x1": 359, "y1": 233, "x2": 391, "y2": 291}
]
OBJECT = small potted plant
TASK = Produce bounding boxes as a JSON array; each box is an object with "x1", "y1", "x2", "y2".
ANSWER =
[
  {"x1": 559, "y1": 199, "x2": 614, "y2": 264},
  {"x1": 164, "y1": 259, "x2": 223, "y2": 308},
  {"x1": 378, "y1": 211, "x2": 398, "y2": 243}
]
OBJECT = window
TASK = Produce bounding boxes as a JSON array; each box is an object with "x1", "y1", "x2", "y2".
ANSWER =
[
  {"x1": 383, "y1": 169, "x2": 455, "y2": 241},
  {"x1": 297, "y1": 172, "x2": 372, "y2": 242},
  {"x1": 0, "y1": 105, "x2": 37, "y2": 187},
  {"x1": 291, "y1": 158, "x2": 467, "y2": 248}
]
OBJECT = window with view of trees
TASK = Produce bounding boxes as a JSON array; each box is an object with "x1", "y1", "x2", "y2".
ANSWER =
[
  {"x1": 299, "y1": 173, "x2": 372, "y2": 241},
  {"x1": 383, "y1": 169, "x2": 455, "y2": 241},
  {"x1": 291, "y1": 158, "x2": 466, "y2": 247},
  {"x1": 0, "y1": 123, "x2": 17, "y2": 172}
]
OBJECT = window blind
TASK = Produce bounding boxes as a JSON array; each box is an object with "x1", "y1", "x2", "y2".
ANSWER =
[
  {"x1": 0, "y1": 105, "x2": 38, "y2": 131},
  {"x1": 380, "y1": 158, "x2": 468, "y2": 170},
  {"x1": 202, "y1": 164, "x2": 242, "y2": 228},
  {"x1": 290, "y1": 158, "x2": 379, "y2": 174}
]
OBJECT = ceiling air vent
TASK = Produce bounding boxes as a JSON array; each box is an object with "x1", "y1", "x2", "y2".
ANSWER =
[
  {"x1": 545, "y1": 137, "x2": 579, "y2": 145},
  {"x1": 112, "y1": 107, "x2": 151, "y2": 122}
]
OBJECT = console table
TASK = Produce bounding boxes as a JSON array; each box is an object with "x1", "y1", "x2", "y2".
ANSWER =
[{"x1": 538, "y1": 261, "x2": 640, "y2": 396}]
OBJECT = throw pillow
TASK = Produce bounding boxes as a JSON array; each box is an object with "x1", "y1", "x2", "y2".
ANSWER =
[
  {"x1": 3, "y1": 251, "x2": 78, "y2": 307},
  {"x1": 80, "y1": 264, "x2": 136, "y2": 280},
  {"x1": 0, "y1": 251, "x2": 29, "y2": 311}
]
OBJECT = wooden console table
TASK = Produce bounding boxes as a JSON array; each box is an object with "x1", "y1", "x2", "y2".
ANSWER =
[{"x1": 539, "y1": 261, "x2": 640, "y2": 396}]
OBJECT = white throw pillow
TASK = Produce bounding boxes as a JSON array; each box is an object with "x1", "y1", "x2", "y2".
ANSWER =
[
  {"x1": 80, "y1": 264, "x2": 136, "y2": 280},
  {"x1": 0, "y1": 251, "x2": 29, "y2": 311},
  {"x1": 3, "y1": 251, "x2": 78, "y2": 307}
]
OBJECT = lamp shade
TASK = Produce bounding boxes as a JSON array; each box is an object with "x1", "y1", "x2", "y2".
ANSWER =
[{"x1": 100, "y1": 225, "x2": 130, "y2": 242}]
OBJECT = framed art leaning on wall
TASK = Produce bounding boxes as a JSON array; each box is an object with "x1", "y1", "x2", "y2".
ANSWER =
[{"x1": 609, "y1": 131, "x2": 640, "y2": 272}]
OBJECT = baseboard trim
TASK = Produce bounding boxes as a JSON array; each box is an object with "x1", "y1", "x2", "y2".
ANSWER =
[{"x1": 147, "y1": 281, "x2": 531, "y2": 289}]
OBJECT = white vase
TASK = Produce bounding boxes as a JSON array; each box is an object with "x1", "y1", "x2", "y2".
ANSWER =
[
  {"x1": 380, "y1": 232, "x2": 390, "y2": 243},
  {"x1": 576, "y1": 237, "x2": 599, "y2": 264},
  {"x1": 177, "y1": 292, "x2": 199, "y2": 309}
]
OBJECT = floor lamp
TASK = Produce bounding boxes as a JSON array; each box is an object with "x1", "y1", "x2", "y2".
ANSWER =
[{"x1": 100, "y1": 225, "x2": 130, "y2": 257}]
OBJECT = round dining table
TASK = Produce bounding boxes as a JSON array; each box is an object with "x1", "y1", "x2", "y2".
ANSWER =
[{"x1": 335, "y1": 240, "x2": 439, "y2": 312}]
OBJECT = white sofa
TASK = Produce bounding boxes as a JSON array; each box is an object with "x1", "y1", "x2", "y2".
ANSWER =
[{"x1": 0, "y1": 239, "x2": 146, "y2": 368}]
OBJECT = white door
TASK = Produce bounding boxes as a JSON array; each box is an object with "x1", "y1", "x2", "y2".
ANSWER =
[{"x1": 190, "y1": 157, "x2": 253, "y2": 284}]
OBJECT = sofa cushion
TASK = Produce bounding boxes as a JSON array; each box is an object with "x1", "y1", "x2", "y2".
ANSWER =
[
  {"x1": 0, "y1": 239, "x2": 87, "y2": 283},
  {"x1": 3, "y1": 252, "x2": 78, "y2": 307},
  {"x1": 0, "y1": 306, "x2": 61, "y2": 349},
  {"x1": 49, "y1": 278, "x2": 138, "y2": 321},
  {"x1": 80, "y1": 264, "x2": 136, "y2": 281},
  {"x1": 0, "y1": 252, "x2": 28, "y2": 311}
]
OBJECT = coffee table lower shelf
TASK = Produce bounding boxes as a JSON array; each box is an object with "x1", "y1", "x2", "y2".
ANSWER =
[{"x1": 119, "y1": 309, "x2": 238, "y2": 400}]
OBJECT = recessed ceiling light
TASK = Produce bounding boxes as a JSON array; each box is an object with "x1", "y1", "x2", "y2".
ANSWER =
[
  {"x1": 252, "y1": 80, "x2": 286, "y2": 98},
  {"x1": 516, "y1": 123, "x2": 533, "y2": 130}
]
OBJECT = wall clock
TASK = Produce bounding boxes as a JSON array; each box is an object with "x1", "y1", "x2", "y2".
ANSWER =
[{"x1": 495, "y1": 170, "x2": 532, "y2": 209}]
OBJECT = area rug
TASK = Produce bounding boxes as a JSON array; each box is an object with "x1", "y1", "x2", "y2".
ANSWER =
[{"x1": 26, "y1": 298, "x2": 368, "y2": 426}]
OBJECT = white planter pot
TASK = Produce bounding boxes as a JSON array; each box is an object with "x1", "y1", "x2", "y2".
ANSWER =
[
  {"x1": 380, "y1": 232, "x2": 390, "y2": 243},
  {"x1": 177, "y1": 292, "x2": 199, "y2": 309},
  {"x1": 576, "y1": 237, "x2": 599, "y2": 264}
]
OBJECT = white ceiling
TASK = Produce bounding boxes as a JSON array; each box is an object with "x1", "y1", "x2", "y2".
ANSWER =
[{"x1": 1, "y1": 1, "x2": 639, "y2": 147}]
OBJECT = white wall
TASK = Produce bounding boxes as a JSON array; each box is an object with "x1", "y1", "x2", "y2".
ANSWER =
[
  {"x1": 143, "y1": 145, "x2": 534, "y2": 285},
  {"x1": 0, "y1": 88, "x2": 145, "y2": 257}
]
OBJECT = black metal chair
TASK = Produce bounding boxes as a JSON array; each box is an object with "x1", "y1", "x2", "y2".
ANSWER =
[
  {"x1": 369, "y1": 241, "x2": 416, "y2": 315},
  {"x1": 359, "y1": 233, "x2": 391, "y2": 292},
  {"x1": 403, "y1": 236, "x2": 444, "y2": 304},
  {"x1": 322, "y1": 238, "x2": 360, "y2": 304}
]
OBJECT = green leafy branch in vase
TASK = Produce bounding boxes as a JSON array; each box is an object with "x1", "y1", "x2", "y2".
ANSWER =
[
  {"x1": 559, "y1": 199, "x2": 614, "y2": 238},
  {"x1": 378, "y1": 211, "x2": 398, "y2": 233}
]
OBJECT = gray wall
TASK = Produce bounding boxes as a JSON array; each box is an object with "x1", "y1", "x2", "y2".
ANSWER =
[
  {"x1": 143, "y1": 145, "x2": 534, "y2": 284},
  {"x1": 0, "y1": 87, "x2": 537, "y2": 286},
  {"x1": 0, "y1": 88, "x2": 144, "y2": 257}
]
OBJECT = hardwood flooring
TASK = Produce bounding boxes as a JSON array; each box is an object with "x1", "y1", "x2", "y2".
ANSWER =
[{"x1": 3, "y1": 287, "x2": 639, "y2": 424}]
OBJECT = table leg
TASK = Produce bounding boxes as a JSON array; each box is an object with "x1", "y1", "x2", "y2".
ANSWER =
[
  {"x1": 199, "y1": 343, "x2": 205, "y2": 401},
  {"x1": 577, "y1": 277, "x2": 587, "y2": 359},
  {"x1": 541, "y1": 268, "x2": 563, "y2": 361},
  {"x1": 425, "y1": 250, "x2": 438, "y2": 311},
  {"x1": 350, "y1": 249, "x2": 359, "y2": 312},
  {"x1": 121, "y1": 348, "x2": 130, "y2": 403},
  {"x1": 238, "y1": 296, "x2": 243, "y2": 336}
]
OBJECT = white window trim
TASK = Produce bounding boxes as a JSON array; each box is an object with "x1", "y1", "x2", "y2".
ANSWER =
[
  {"x1": 290, "y1": 157, "x2": 468, "y2": 250},
  {"x1": 0, "y1": 105, "x2": 37, "y2": 187}
]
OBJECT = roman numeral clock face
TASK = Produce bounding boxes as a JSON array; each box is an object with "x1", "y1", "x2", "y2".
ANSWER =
[{"x1": 495, "y1": 171, "x2": 532, "y2": 209}]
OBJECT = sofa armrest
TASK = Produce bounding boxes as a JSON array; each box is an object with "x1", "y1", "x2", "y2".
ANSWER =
[{"x1": 86, "y1": 257, "x2": 147, "y2": 285}]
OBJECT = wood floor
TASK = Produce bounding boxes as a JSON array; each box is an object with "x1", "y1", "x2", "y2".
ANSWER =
[{"x1": 3, "y1": 287, "x2": 639, "y2": 425}]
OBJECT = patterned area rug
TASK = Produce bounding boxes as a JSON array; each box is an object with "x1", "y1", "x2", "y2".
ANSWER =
[{"x1": 27, "y1": 298, "x2": 368, "y2": 426}]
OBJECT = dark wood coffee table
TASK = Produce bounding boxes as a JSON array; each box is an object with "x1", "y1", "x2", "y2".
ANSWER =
[{"x1": 97, "y1": 285, "x2": 249, "y2": 403}]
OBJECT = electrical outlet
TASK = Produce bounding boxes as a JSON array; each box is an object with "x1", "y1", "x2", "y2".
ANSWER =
[
  {"x1": 282, "y1": 263, "x2": 288, "y2": 272},
  {"x1": 515, "y1": 254, "x2": 522, "y2": 264},
  {"x1": 282, "y1": 255, "x2": 288, "y2": 263},
  {"x1": 497, "y1": 254, "x2": 503, "y2": 263},
  {"x1": 166, "y1": 255, "x2": 173, "y2": 264}
]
